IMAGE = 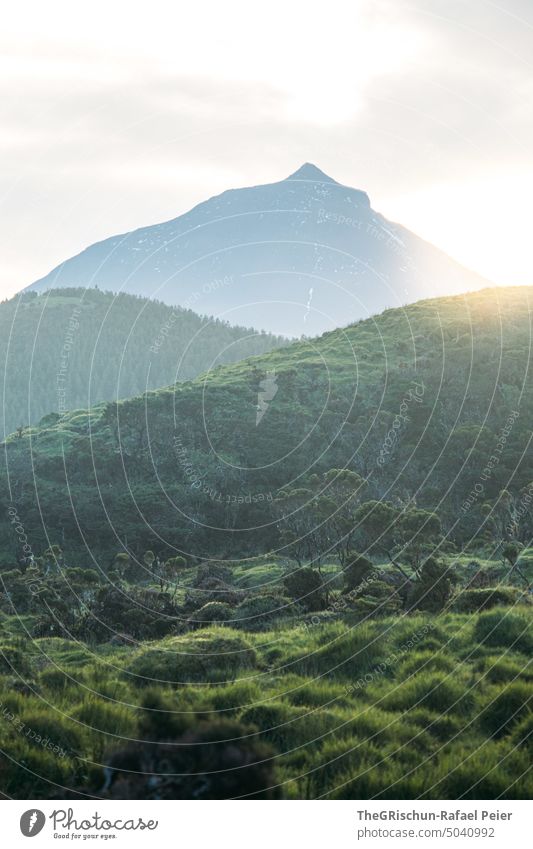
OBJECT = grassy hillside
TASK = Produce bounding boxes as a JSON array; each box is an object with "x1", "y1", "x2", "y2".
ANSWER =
[
  {"x1": 0, "y1": 287, "x2": 286, "y2": 439},
  {"x1": 2, "y1": 286, "x2": 532, "y2": 563},
  {"x1": 0, "y1": 599, "x2": 531, "y2": 798}
]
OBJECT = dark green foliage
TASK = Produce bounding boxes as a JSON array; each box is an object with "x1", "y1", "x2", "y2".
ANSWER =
[
  {"x1": 342, "y1": 553, "x2": 375, "y2": 593},
  {"x1": 126, "y1": 629, "x2": 256, "y2": 686},
  {"x1": 19, "y1": 711, "x2": 84, "y2": 754},
  {"x1": 1, "y1": 288, "x2": 533, "y2": 800},
  {"x1": 0, "y1": 642, "x2": 33, "y2": 677},
  {"x1": 474, "y1": 655, "x2": 533, "y2": 685},
  {"x1": 284, "y1": 567, "x2": 325, "y2": 612},
  {"x1": 474, "y1": 609, "x2": 533, "y2": 654},
  {"x1": 379, "y1": 670, "x2": 474, "y2": 715},
  {"x1": 4, "y1": 287, "x2": 533, "y2": 562},
  {"x1": 101, "y1": 720, "x2": 280, "y2": 799},
  {"x1": 233, "y1": 595, "x2": 287, "y2": 630},
  {"x1": 0, "y1": 607, "x2": 531, "y2": 798},
  {"x1": 453, "y1": 586, "x2": 525, "y2": 612},
  {"x1": 192, "y1": 601, "x2": 234, "y2": 625},
  {"x1": 480, "y1": 682, "x2": 532, "y2": 737},
  {"x1": 408, "y1": 558, "x2": 457, "y2": 612},
  {"x1": 0, "y1": 287, "x2": 286, "y2": 439},
  {"x1": 350, "y1": 580, "x2": 402, "y2": 618},
  {"x1": 397, "y1": 649, "x2": 456, "y2": 677}
]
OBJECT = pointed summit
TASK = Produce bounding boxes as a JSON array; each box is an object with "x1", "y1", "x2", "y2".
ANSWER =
[{"x1": 285, "y1": 163, "x2": 338, "y2": 183}]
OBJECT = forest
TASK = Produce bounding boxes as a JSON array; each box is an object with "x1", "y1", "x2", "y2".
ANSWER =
[{"x1": 0, "y1": 287, "x2": 286, "y2": 440}]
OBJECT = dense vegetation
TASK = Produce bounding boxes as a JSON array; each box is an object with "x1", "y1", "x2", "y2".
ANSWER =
[
  {"x1": 0, "y1": 554, "x2": 531, "y2": 799},
  {"x1": 2, "y1": 287, "x2": 533, "y2": 563},
  {"x1": 1, "y1": 286, "x2": 531, "y2": 799},
  {"x1": 0, "y1": 287, "x2": 286, "y2": 439}
]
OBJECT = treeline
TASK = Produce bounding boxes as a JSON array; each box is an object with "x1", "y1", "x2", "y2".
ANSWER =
[{"x1": 0, "y1": 287, "x2": 287, "y2": 439}]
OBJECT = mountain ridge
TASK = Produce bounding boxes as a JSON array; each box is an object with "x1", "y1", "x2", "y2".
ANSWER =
[{"x1": 24, "y1": 164, "x2": 491, "y2": 336}]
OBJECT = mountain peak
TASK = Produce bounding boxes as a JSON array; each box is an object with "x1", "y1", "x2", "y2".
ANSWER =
[{"x1": 285, "y1": 163, "x2": 338, "y2": 183}]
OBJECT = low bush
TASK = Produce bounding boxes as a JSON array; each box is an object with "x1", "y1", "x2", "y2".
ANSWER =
[
  {"x1": 126, "y1": 628, "x2": 256, "y2": 686},
  {"x1": 474, "y1": 609, "x2": 532, "y2": 654},
  {"x1": 474, "y1": 655, "x2": 532, "y2": 684},
  {"x1": 453, "y1": 586, "x2": 525, "y2": 612},
  {"x1": 233, "y1": 595, "x2": 287, "y2": 630},
  {"x1": 480, "y1": 682, "x2": 532, "y2": 737},
  {"x1": 397, "y1": 650, "x2": 456, "y2": 678},
  {"x1": 19, "y1": 710, "x2": 84, "y2": 754},
  {"x1": 191, "y1": 602, "x2": 234, "y2": 625},
  {"x1": 378, "y1": 670, "x2": 474, "y2": 715}
]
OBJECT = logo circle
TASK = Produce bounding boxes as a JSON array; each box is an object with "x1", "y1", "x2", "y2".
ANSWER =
[{"x1": 20, "y1": 810, "x2": 46, "y2": 837}]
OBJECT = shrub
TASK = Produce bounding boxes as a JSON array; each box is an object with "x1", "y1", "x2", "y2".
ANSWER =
[
  {"x1": 435, "y1": 743, "x2": 532, "y2": 799},
  {"x1": 397, "y1": 650, "x2": 456, "y2": 678},
  {"x1": 288, "y1": 623, "x2": 386, "y2": 681},
  {"x1": 474, "y1": 609, "x2": 533, "y2": 654},
  {"x1": 453, "y1": 586, "x2": 525, "y2": 612},
  {"x1": 379, "y1": 670, "x2": 474, "y2": 715},
  {"x1": 20, "y1": 710, "x2": 84, "y2": 754},
  {"x1": 350, "y1": 580, "x2": 402, "y2": 618},
  {"x1": 209, "y1": 680, "x2": 262, "y2": 714},
  {"x1": 0, "y1": 642, "x2": 32, "y2": 677},
  {"x1": 474, "y1": 655, "x2": 533, "y2": 685},
  {"x1": 408, "y1": 558, "x2": 457, "y2": 613},
  {"x1": 70, "y1": 697, "x2": 138, "y2": 759},
  {"x1": 136, "y1": 688, "x2": 197, "y2": 740},
  {"x1": 99, "y1": 720, "x2": 279, "y2": 799},
  {"x1": 480, "y1": 682, "x2": 532, "y2": 737},
  {"x1": 192, "y1": 602, "x2": 233, "y2": 625},
  {"x1": 40, "y1": 666, "x2": 86, "y2": 691},
  {"x1": 287, "y1": 680, "x2": 351, "y2": 708},
  {"x1": 0, "y1": 742, "x2": 77, "y2": 797},
  {"x1": 241, "y1": 702, "x2": 345, "y2": 750},
  {"x1": 71, "y1": 698, "x2": 137, "y2": 737},
  {"x1": 126, "y1": 629, "x2": 256, "y2": 686},
  {"x1": 284, "y1": 568, "x2": 325, "y2": 612},
  {"x1": 234, "y1": 595, "x2": 287, "y2": 630},
  {"x1": 342, "y1": 554, "x2": 375, "y2": 593},
  {"x1": 407, "y1": 708, "x2": 464, "y2": 741}
]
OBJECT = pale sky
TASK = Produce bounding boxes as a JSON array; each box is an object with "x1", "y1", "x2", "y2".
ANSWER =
[{"x1": 1, "y1": 0, "x2": 532, "y2": 300}]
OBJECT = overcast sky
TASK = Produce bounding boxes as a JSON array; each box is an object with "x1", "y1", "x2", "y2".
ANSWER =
[{"x1": 1, "y1": 0, "x2": 532, "y2": 300}]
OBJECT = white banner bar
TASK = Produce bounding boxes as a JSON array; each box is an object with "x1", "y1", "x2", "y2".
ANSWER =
[{"x1": 2, "y1": 799, "x2": 531, "y2": 848}]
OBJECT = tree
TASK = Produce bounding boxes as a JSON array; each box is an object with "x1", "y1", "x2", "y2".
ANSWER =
[
  {"x1": 275, "y1": 487, "x2": 326, "y2": 566},
  {"x1": 275, "y1": 469, "x2": 367, "y2": 569},
  {"x1": 42, "y1": 545, "x2": 63, "y2": 575},
  {"x1": 113, "y1": 552, "x2": 131, "y2": 580},
  {"x1": 161, "y1": 556, "x2": 187, "y2": 596},
  {"x1": 395, "y1": 508, "x2": 441, "y2": 576},
  {"x1": 353, "y1": 500, "x2": 408, "y2": 578},
  {"x1": 314, "y1": 469, "x2": 367, "y2": 565}
]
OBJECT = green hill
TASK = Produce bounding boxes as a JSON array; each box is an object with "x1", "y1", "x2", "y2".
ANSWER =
[
  {"x1": 2, "y1": 286, "x2": 533, "y2": 563},
  {"x1": 1, "y1": 286, "x2": 532, "y2": 801},
  {"x1": 0, "y1": 287, "x2": 286, "y2": 440}
]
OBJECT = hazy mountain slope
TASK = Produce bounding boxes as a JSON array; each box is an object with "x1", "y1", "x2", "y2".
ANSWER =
[
  {"x1": 0, "y1": 287, "x2": 286, "y2": 439},
  {"x1": 2, "y1": 286, "x2": 532, "y2": 565},
  {"x1": 25, "y1": 164, "x2": 491, "y2": 337}
]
